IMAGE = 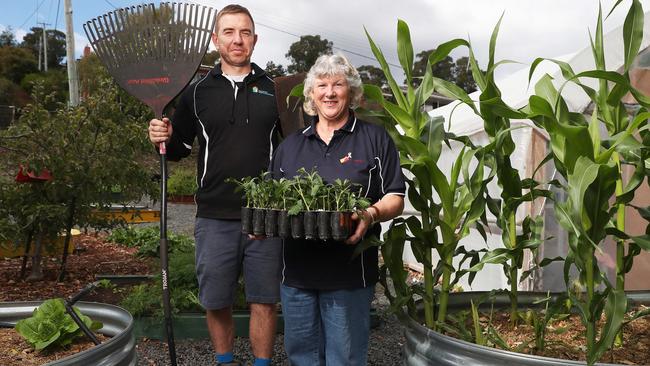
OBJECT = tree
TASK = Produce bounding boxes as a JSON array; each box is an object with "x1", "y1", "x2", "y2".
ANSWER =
[
  {"x1": 265, "y1": 61, "x2": 286, "y2": 78},
  {"x1": 454, "y1": 56, "x2": 477, "y2": 93},
  {"x1": 358, "y1": 65, "x2": 387, "y2": 91},
  {"x1": 21, "y1": 28, "x2": 66, "y2": 68},
  {"x1": 0, "y1": 46, "x2": 38, "y2": 83},
  {"x1": 202, "y1": 50, "x2": 220, "y2": 66},
  {"x1": 286, "y1": 35, "x2": 332, "y2": 74},
  {"x1": 20, "y1": 70, "x2": 68, "y2": 109},
  {"x1": 0, "y1": 28, "x2": 16, "y2": 47},
  {"x1": 0, "y1": 77, "x2": 29, "y2": 106},
  {"x1": 411, "y1": 49, "x2": 455, "y2": 87},
  {"x1": 0, "y1": 82, "x2": 158, "y2": 279}
]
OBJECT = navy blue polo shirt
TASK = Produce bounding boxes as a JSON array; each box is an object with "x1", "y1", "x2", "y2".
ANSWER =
[{"x1": 269, "y1": 111, "x2": 405, "y2": 290}]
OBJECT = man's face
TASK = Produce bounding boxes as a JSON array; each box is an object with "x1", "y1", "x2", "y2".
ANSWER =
[{"x1": 212, "y1": 13, "x2": 257, "y2": 69}]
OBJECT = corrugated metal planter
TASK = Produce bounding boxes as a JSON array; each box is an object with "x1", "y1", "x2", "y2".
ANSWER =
[
  {"x1": 0, "y1": 301, "x2": 136, "y2": 366},
  {"x1": 402, "y1": 291, "x2": 650, "y2": 366}
]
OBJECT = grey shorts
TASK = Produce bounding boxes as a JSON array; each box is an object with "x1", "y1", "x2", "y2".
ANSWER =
[{"x1": 194, "y1": 217, "x2": 282, "y2": 310}]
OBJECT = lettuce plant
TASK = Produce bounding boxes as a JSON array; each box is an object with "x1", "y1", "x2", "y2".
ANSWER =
[{"x1": 15, "y1": 298, "x2": 102, "y2": 351}]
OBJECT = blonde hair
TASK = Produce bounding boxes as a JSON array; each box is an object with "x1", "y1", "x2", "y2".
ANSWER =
[{"x1": 303, "y1": 53, "x2": 363, "y2": 116}]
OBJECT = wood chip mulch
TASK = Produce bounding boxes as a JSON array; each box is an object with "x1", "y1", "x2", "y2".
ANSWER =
[{"x1": 0, "y1": 233, "x2": 155, "y2": 302}]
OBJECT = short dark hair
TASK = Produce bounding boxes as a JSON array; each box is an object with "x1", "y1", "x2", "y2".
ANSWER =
[{"x1": 216, "y1": 4, "x2": 255, "y2": 33}]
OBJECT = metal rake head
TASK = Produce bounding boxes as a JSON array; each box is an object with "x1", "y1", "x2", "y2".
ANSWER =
[{"x1": 84, "y1": 2, "x2": 216, "y2": 117}]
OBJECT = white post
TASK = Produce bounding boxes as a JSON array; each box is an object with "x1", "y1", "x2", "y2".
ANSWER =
[
  {"x1": 64, "y1": 0, "x2": 79, "y2": 106},
  {"x1": 42, "y1": 26, "x2": 48, "y2": 72}
]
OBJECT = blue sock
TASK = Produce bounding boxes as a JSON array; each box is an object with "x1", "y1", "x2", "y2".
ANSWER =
[
  {"x1": 253, "y1": 358, "x2": 271, "y2": 366},
  {"x1": 216, "y1": 352, "x2": 234, "y2": 364}
]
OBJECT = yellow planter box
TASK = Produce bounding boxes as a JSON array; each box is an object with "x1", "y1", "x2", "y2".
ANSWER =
[
  {"x1": 0, "y1": 229, "x2": 80, "y2": 258},
  {"x1": 91, "y1": 207, "x2": 160, "y2": 224}
]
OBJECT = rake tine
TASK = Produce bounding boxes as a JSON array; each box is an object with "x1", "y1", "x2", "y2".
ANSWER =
[
  {"x1": 96, "y1": 16, "x2": 117, "y2": 70},
  {"x1": 88, "y1": 19, "x2": 106, "y2": 68},
  {"x1": 188, "y1": 4, "x2": 198, "y2": 58},
  {"x1": 100, "y1": 13, "x2": 125, "y2": 68},
  {"x1": 195, "y1": 5, "x2": 208, "y2": 60},
  {"x1": 170, "y1": 2, "x2": 180, "y2": 62},
  {"x1": 118, "y1": 9, "x2": 133, "y2": 67}
]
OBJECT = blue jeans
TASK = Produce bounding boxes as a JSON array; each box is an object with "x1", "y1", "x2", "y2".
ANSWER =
[{"x1": 281, "y1": 284, "x2": 374, "y2": 366}]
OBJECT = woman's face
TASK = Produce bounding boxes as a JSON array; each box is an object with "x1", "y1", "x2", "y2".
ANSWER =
[{"x1": 310, "y1": 74, "x2": 350, "y2": 123}]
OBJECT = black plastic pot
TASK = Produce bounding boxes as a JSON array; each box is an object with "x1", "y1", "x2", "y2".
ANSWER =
[
  {"x1": 264, "y1": 209, "x2": 279, "y2": 237},
  {"x1": 290, "y1": 212, "x2": 304, "y2": 239},
  {"x1": 252, "y1": 209, "x2": 266, "y2": 236},
  {"x1": 402, "y1": 291, "x2": 650, "y2": 366},
  {"x1": 0, "y1": 301, "x2": 136, "y2": 366},
  {"x1": 278, "y1": 210, "x2": 290, "y2": 239},
  {"x1": 303, "y1": 211, "x2": 317, "y2": 240},
  {"x1": 241, "y1": 207, "x2": 253, "y2": 235},
  {"x1": 317, "y1": 211, "x2": 332, "y2": 240},
  {"x1": 330, "y1": 211, "x2": 353, "y2": 241}
]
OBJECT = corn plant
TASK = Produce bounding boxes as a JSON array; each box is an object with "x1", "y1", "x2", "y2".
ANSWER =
[
  {"x1": 524, "y1": 2, "x2": 650, "y2": 363},
  {"x1": 424, "y1": 16, "x2": 552, "y2": 327},
  {"x1": 364, "y1": 21, "x2": 494, "y2": 329}
]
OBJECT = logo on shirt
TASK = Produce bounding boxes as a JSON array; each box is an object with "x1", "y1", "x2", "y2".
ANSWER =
[
  {"x1": 251, "y1": 86, "x2": 274, "y2": 97},
  {"x1": 340, "y1": 152, "x2": 352, "y2": 164}
]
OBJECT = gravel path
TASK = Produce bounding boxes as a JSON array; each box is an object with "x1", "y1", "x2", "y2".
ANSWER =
[
  {"x1": 136, "y1": 301, "x2": 405, "y2": 366},
  {"x1": 135, "y1": 202, "x2": 406, "y2": 365}
]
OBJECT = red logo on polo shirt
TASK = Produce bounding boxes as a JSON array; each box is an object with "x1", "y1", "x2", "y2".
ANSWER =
[{"x1": 339, "y1": 152, "x2": 352, "y2": 164}]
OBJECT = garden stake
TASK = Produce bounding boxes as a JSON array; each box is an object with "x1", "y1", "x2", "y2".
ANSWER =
[
  {"x1": 64, "y1": 281, "x2": 103, "y2": 345},
  {"x1": 84, "y1": 4, "x2": 216, "y2": 365}
]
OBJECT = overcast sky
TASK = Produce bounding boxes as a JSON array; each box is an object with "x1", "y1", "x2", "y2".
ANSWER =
[{"x1": 1, "y1": 0, "x2": 649, "y2": 79}]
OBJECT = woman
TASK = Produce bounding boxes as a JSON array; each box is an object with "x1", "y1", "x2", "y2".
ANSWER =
[{"x1": 269, "y1": 54, "x2": 405, "y2": 366}]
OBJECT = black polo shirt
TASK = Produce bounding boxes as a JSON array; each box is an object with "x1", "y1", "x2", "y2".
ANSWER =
[{"x1": 269, "y1": 111, "x2": 405, "y2": 290}]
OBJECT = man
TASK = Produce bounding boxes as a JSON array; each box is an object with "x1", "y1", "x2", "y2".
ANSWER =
[{"x1": 148, "y1": 5, "x2": 281, "y2": 366}]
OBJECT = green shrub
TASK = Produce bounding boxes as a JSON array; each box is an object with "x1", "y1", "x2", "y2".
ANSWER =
[
  {"x1": 167, "y1": 168, "x2": 198, "y2": 196},
  {"x1": 120, "y1": 249, "x2": 202, "y2": 317},
  {"x1": 107, "y1": 226, "x2": 194, "y2": 258}
]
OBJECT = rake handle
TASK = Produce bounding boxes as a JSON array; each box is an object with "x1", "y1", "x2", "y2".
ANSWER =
[{"x1": 158, "y1": 114, "x2": 176, "y2": 366}]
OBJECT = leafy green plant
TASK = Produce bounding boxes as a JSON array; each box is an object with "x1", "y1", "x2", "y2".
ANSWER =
[
  {"x1": 523, "y1": 2, "x2": 650, "y2": 363},
  {"x1": 15, "y1": 298, "x2": 102, "y2": 351},
  {"x1": 227, "y1": 175, "x2": 256, "y2": 208},
  {"x1": 289, "y1": 168, "x2": 325, "y2": 213},
  {"x1": 364, "y1": 20, "x2": 494, "y2": 330},
  {"x1": 107, "y1": 226, "x2": 194, "y2": 258},
  {"x1": 270, "y1": 177, "x2": 293, "y2": 210},
  {"x1": 329, "y1": 178, "x2": 371, "y2": 212},
  {"x1": 167, "y1": 167, "x2": 198, "y2": 196},
  {"x1": 120, "y1": 249, "x2": 201, "y2": 317}
]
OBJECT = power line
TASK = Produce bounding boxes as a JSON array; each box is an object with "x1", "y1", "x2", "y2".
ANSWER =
[
  {"x1": 54, "y1": 0, "x2": 61, "y2": 31},
  {"x1": 19, "y1": 0, "x2": 47, "y2": 29},
  {"x1": 104, "y1": 0, "x2": 118, "y2": 9},
  {"x1": 256, "y1": 21, "x2": 401, "y2": 69}
]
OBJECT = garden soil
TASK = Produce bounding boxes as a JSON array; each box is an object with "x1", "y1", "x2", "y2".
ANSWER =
[{"x1": 0, "y1": 328, "x2": 109, "y2": 366}]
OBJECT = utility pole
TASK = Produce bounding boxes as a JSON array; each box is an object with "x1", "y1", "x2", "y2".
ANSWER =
[
  {"x1": 38, "y1": 36, "x2": 42, "y2": 71},
  {"x1": 37, "y1": 22, "x2": 50, "y2": 72},
  {"x1": 64, "y1": 0, "x2": 79, "y2": 106}
]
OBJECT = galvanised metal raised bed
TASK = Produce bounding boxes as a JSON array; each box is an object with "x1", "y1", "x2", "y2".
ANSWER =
[
  {"x1": 0, "y1": 301, "x2": 136, "y2": 366},
  {"x1": 402, "y1": 291, "x2": 650, "y2": 366}
]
